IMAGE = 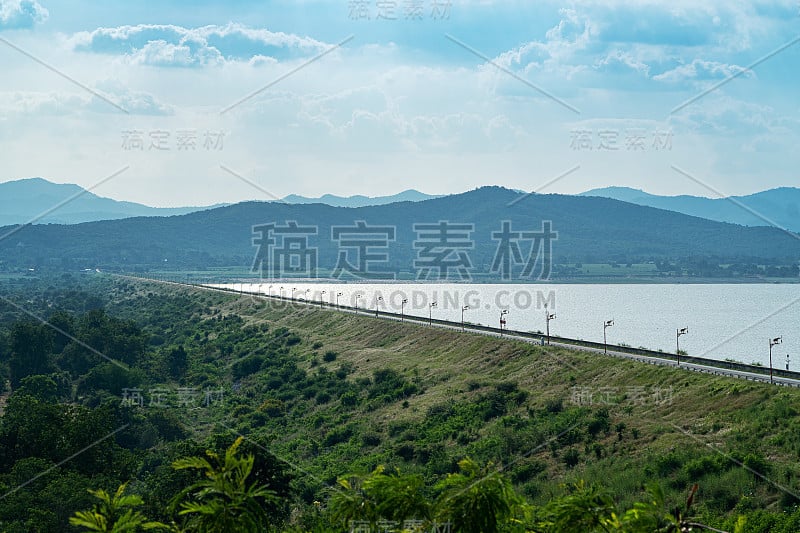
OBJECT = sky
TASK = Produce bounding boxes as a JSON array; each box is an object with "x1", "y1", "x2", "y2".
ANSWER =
[{"x1": 0, "y1": 0, "x2": 798, "y2": 207}]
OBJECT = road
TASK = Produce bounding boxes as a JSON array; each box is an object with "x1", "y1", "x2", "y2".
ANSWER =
[{"x1": 118, "y1": 276, "x2": 800, "y2": 389}]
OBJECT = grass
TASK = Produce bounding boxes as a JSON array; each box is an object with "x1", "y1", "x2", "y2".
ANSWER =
[{"x1": 113, "y1": 279, "x2": 800, "y2": 523}]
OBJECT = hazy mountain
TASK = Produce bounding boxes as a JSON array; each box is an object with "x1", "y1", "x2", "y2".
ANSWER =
[
  {"x1": 2, "y1": 186, "x2": 799, "y2": 276},
  {"x1": 0, "y1": 178, "x2": 226, "y2": 225},
  {"x1": 281, "y1": 189, "x2": 441, "y2": 207},
  {"x1": 579, "y1": 186, "x2": 800, "y2": 232}
]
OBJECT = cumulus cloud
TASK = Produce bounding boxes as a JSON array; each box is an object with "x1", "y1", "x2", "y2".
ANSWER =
[
  {"x1": 90, "y1": 79, "x2": 174, "y2": 115},
  {"x1": 0, "y1": 90, "x2": 86, "y2": 114},
  {"x1": 69, "y1": 23, "x2": 330, "y2": 67},
  {"x1": 0, "y1": 83, "x2": 173, "y2": 116},
  {"x1": 0, "y1": 0, "x2": 48, "y2": 29},
  {"x1": 653, "y1": 59, "x2": 755, "y2": 83}
]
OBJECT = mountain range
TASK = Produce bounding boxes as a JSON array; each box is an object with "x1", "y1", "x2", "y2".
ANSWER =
[
  {"x1": 1, "y1": 186, "x2": 798, "y2": 277},
  {"x1": 580, "y1": 186, "x2": 800, "y2": 232},
  {"x1": 3, "y1": 178, "x2": 798, "y2": 235},
  {"x1": 281, "y1": 190, "x2": 441, "y2": 207},
  {"x1": 0, "y1": 178, "x2": 441, "y2": 225},
  {"x1": 0, "y1": 178, "x2": 226, "y2": 226}
]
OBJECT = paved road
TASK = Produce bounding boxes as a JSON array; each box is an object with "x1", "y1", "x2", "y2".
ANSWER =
[
  {"x1": 121, "y1": 277, "x2": 800, "y2": 389},
  {"x1": 289, "y1": 292, "x2": 800, "y2": 388}
]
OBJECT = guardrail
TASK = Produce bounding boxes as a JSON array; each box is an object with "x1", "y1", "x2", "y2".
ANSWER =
[{"x1": 120, "y1": 275, "x2": 800, "y2": 383}]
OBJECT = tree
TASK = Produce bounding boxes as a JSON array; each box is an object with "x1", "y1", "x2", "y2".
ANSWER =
[
  {"x1": 435, "y1": 458, "x2": 525, "y2": 533},
  {"x1": 329, "y1": 466, "x2": 431, "y2": 528},
  {"x1": 9, "y1": 321, "x2": 54, "y2": 388},
  {"x1": 69, "y1": 482, "x2": 166, "y2": 532},
  {"x1": 167, "y1": 345, "x2": 188, "y2": 380},
  {"x1": 170, "y1": 437, "x2": 277, "y2": 532},
  {"x1": 363, "y1": 466, "x2": 431, "y2": 523}
]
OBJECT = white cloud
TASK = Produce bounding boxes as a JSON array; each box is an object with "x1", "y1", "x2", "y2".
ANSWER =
[
  {"x1": 653, "y1": 59, "x2": 755, "y2": 83},
  {"x1": 0, "y1": 0, "x2": 47, "y2": 30},
  {"x1": 68, "y1": 23, "x2": 330, "y2": 67}
]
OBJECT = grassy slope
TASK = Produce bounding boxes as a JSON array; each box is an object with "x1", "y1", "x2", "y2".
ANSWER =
[{"x1": 119, "y1": 281, "x2": 800, "y2": 525}]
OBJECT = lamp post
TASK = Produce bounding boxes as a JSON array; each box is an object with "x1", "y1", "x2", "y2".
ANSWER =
[
  {"x1": 268, "y1": 284, "x2": 273, "y2": 297},
  {"x1": 336, "y1": 292, "x2": 343, "y2": 308},
  {"x1": 279, "y1": 286, "x2": 284, "y2": 299},
  {"x1": 787, "y1": 354, "x2": 790, "y2": 371},
  {"x1": 401, "y1": 298, "x2": 408, "y2": 322},
  {"x1": 676, "y1": 327, "x2": 689, "y2": 365},
  {"x1": 461, "y1": 305, "x2": 469, "y2": 332},
  {"x1": 355, "y1": 294, "x2": 362, "y2": 310},
  {"x1": 545, "y1": 307, "x2": 556, "y2": 345},
  {"x1": 429, "y1": 301, "x2": 437, "y2": 326},
  {"x1": 500, "y1": 309, "x2": 509, "y2": 336},
  {"x1": 291, "y1": 287, "x2": 297, "y2": 301},
  {"x1": 603, "y1": 320, "x2": 614, "y2": 355},
  {"x1": 320, "y1": 290, "x2": 327, "y2": 304},
  {"x1": 375, "y1": 296, "x2": 383, "y2": 317},
  {"x1": 769, "y1": 336, "x2": 782, "y2": 384}
]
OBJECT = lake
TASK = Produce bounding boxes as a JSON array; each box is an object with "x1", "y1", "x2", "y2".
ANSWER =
[{"x1": 214, "y1": 282, "x2": 800, "y2": 368}]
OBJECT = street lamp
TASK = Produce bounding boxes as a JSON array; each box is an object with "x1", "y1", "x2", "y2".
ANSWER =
[
  {"x1": 320, "y1": 290, "x2": 327, "y2": 304},
  {"x1": 676, "y1": 327, "x2": 689, "y2": 365},
  {"x1": 603, "y1": 320, "x2": 614, "y2": 355},
  {"x1": 375, "y1": 296, "x2": 383, "y2": 317},
  {"x1": 291, "y1": 287, "x2": 297, "y2": 301},
  {"x1": 429, "y1": 302, "x2": 437, "y2": 326},
  {"x1": 461, "y1": 305, "x2": 470, "y2": 332},
  {"x1": 545, "y1": 308, "x2": 556, "y2": 345},
  {"x1": 279, "y1": 286, "x2": 284, "y2": 299},
  {"x1": 500, "y1": 309, "x2": 509, "y2": 336},
  {"x1": 787, "y1": 354, "x2": 790, "y2": 371},
  {"x1": 336, "y1": 292, "x2": 343, "y2": 308},
  {"x1": 355, "y1": 294, "x2": 362, "y2": 310},
  {"x1": 769, "y1": 336, "x2": 782, "y2": 384},
  {"x1": 401, "y1": 298, "x2": 408, "y2": 322},
  {"x1": 268, "y1": 284, "x2": 273, "y2": 297}
]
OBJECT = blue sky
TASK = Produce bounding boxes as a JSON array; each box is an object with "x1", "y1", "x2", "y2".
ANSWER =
[{"x1": 0, "y1": 0, "x2": 798, "y2": 206}]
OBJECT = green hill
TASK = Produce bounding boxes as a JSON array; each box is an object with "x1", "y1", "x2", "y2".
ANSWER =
[
  {"x1": 1, "y1": 275, "x2": 800, "y2": 530},
  {"x1": 2, "y1": 186, "x2": 799, "y2": 279}
]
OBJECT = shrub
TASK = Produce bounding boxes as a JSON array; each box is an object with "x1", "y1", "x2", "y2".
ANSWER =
[{"x1": 563, "y1": 448, "x2": 580, "y2": 468}]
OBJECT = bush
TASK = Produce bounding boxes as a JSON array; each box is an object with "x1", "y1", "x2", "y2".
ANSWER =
[{"x1": 563, "y1": 448, "x2": 580, "y2": 468}]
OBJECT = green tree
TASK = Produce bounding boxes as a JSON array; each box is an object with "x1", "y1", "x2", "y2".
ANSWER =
[
  {"x1": 328, "y1": 471, "x2": 379, "y2": 528},
  {"x1": 434, "y1": 458, "x2": 525, "y2": 533},
  {"x1": 9, "y1": 321, "x2": 54, "y2": 388},
  {"x1": 170, "y1": 437, "x2": 277, "y2": 532},
  {"x1": 70, "y1": 482, "x2": 166, "y2": 532},
  {"x1": 329, "y1": 466, "x2": 431, "y2": 528},
  {"x1": 363, "y1": 466, "x2": 431, "y2": 523}
]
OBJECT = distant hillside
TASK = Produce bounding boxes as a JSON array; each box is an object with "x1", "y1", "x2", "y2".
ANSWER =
[
  {"x1": 282, "y1": 189, "x2": 442, "y2": 207},
  {"x1": 580, "y1": 186, "x2": 800, "y2": 232},
  {"x1": 2, "y1": 186, "x2": 799, "y2": 277},
  {"x1": 0, "y1": 178, "x2": 226, "y2": 225}
]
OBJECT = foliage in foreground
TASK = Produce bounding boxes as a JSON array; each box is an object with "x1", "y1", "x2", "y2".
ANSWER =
[{"x1": 71, "y1": 441, "x2": 742, "y2": 533}]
